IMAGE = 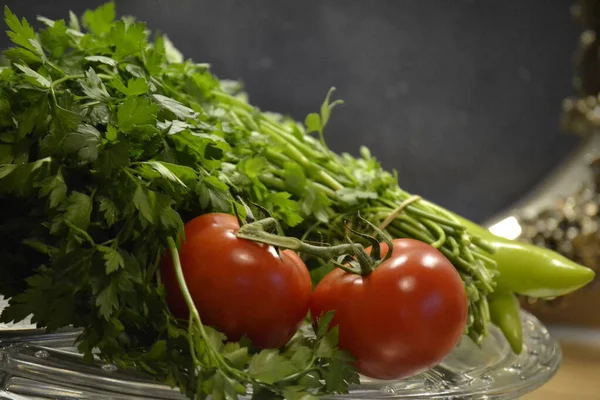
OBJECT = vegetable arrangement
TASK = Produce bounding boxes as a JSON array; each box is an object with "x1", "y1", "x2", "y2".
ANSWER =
[{"x1": 0, "y1": 2, "x2": 595, "y2": 399}]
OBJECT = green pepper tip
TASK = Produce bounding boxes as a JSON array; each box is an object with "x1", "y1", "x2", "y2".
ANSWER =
[{"x1": 455, "y1": 214, "x2": 596, "y2": 298}]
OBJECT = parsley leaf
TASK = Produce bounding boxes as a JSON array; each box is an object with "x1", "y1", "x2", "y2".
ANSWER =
[
  {"x1": 284, "y1": 162, "x2": 307, "y2": 196},
  {"x1": 304, "y1": 87, "x2": 343, "y2": 145},
  {"x1": 63, "y1": 191, "x2": 92, "y2": 231},
  {"x1": 222, "y1": 342, "x2": 250, "y2": 369},
  {"x1": 169, "y1": 129, "x2": 229, "y2": 170},
  {"x1": 264, "y1": 192, "x2": 303, "y2": 227},
  {"x1": 108, "y1": 20, "x2": 147, "y2": 60},
  {"x1": 99, "y1": 197, "x2": 118, "y2": 226},
  {"x1": 132, "y1": 184, "x2": 156, "y2": 224},
  {"x1": 197, "y1": 175, "x2": 231, "y2": 211},
  {"x1": 335, "y1": 188, "x2": 378, "y2": 206},
  {"x1": 247, "y1": 349, "x2": 298, "y2": 385},
  {"x1": 51, "y1": 92, "x2": 82, "y2": 134},
  {"x1": 113, "y1": 77, "x2": 150, "y2": 96},
  {"x1": 117, "y1": 96, "x2": 159, "y2": 133},
  {"x1": 144, "y1": 35, "x2": 166, "y2": 75},
  {"x1": 153, "y1": 94, "x2": 198, "y2": 120},
  {"x1": 69, "y1": 11, "x2": 81, "y2": 31},
  {"x1": 163, "y1": 35, "x2": 183, "y2": 63},
  {"x1": 322, "y1": 356, "x2": 360, "y2": 394},
  {"x1": 81, "y1": 68, "x2": 110, "y2": 101},
  {"x1": 301, "y1": 188, "x2": 332, "y2": 223},
  {"x1": 65, "y1": 124, "x2": 101, "y2": 162},
  {"x1": 37, "y1": 169, "x2": 67, "y2": 208},
  {"x1": 94, "y1": 276, "x2": 119, "y2": 319},
  {"x1": 85, "y1": 55, "x2": 117, "y2": 67},
  {"x1": 4, "y1": 6, "x2": 45, "y2": 63},
  {"x1": 304, "y1": 113, "x2": 321, "y2": 135},
  {"x1": 157, "y1": 121, "x2": 189, "y2": 137},
  {"x1": 39, "y1": 18, "x2": 70, "y2": 57},
  {"x1": 82, "y1": 1, "x2": 115, "y2": 35},
  {"x1": 319, "y1": 87, "x2": 344, "y2": 129},
  {"x1": 98, "y1": 245, "x2": 125, "y2": 274},
  {"x1": 14, "y1": 63, "x2": 51, "y2": 88},
  {"x1": 95, "y1": 140, "x2": 130, "y2": 174},
  {"x1": 144, "y1": 161, "x2": 187, "y2": 187},
  {"x1": 0, "y1": 267, "x2": 77, "y2": 331}
]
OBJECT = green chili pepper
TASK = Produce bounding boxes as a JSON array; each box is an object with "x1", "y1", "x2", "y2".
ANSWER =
[
  {"x1": 488, "y1": 290, "x2": 523, "y2": 354},
  {"x1": 455, "y1": 215, "x2": 595, "y2": 298}
]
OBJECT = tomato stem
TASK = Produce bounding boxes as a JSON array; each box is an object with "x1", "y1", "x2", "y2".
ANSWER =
[{"x1": 236, "y1": 217, "x2": 377, "y2": 275}]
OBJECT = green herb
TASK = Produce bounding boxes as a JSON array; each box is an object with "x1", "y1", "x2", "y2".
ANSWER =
[{"x1": 0, "y1": 3, "x2": 496, "y2": 399}]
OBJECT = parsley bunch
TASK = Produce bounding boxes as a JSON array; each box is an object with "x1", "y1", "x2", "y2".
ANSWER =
[{"x1": 0, "y1": 2, "x2": 497, "y2": 399}]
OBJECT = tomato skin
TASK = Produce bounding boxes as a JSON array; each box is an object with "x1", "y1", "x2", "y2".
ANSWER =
[
  {"x1": 310, "y1": 239, "x2": 468, "y2": 380},
  {"x1": 161, "y1": 213, "x2": 312, "y2": 349}
]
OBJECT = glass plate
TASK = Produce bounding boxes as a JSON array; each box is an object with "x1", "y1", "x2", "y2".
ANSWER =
[{"x1": 0, "y1": 301, "x2": 560, "y2": 400}]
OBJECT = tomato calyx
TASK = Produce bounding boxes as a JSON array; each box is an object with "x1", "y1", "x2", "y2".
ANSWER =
[{"x1": 236, "y1": 214, "x2": 393, "y2": 276}]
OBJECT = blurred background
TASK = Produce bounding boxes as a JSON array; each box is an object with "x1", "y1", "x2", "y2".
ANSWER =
[{"x1": 2, "y1": 0, "x2": 581, "y2": 224}]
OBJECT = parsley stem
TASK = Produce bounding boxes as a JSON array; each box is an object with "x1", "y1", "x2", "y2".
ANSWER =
[
  {"x1": 420, "y1": 219, "x2": 447, "y2": 249},
  {"x1": 257, "y1": 174, "x2": 285, "y2": 191},
  {"x1": 50, "y1": 74, "x2": 84, "y2": 88},
  {"x1": 261, "y1": 122, "x2": 343, "y2": 191},
  {"x1": 48, "y1": 61, "x2": 65, "y2": 76},
  {"x1": 261, "y1": 172, "x2": 337, "y2": 200},
  {"x1": 276, "y1": 366, "x2": 319, "y2": 385},
  {"x1": 215, "y1": 90, "x2": 345, "y2": 192},
  {"x1": 264, "y1": 139, "x2": 348, "y2": 189},
  {"x1": 50, "y1": 73, "x2": 112, "y2": 89},
  {"x1": 167, "y1": 237, "x2": 253, "y2": 386},
  {"x1": 378, "y1": 197, "x2": 465, "y2": 230},
  {"x1": 363, "y1": 208, "x2": 432, "y2": 235},
  {"x1": 167, "y1": 237, "x2": 204, "y2": 337}
]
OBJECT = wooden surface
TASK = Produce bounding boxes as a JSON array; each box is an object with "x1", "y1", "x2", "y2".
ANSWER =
[{"x1": 523, "y1": 339, "x2": 600, "y2": 399}]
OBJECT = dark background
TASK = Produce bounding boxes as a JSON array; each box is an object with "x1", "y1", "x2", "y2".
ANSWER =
[{"x1": 2, "y1": 0, "x2": 582, "y2": 223}]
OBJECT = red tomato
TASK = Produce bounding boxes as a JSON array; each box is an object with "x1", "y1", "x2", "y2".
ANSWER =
[
  {"x1": 161, "y1": 213, "x2": 312, "y2": 349},
  {"x1": 310, "y1": 238, "x2": 468, "y2": 380}
]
